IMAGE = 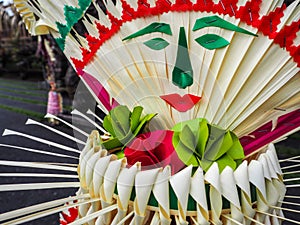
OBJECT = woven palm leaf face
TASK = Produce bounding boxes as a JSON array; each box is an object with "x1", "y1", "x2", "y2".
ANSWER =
[
  {"x1": 14, "y1": 0, "x2": 299, "y2": 136},
  {"x1": 81, "y1": 12, "x2": 248, "y2": 129},
  {"x1": 76, "y1": 6, "x2": 299, "y2": 136}
]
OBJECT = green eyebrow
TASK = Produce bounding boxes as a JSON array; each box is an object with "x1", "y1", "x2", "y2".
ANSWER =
[
  {"x1": 122, "y1": 22, "x2": 172, "y2": 41},
  {"x1": 193, "y1": 15, "x2": 258, "y2": 37}
]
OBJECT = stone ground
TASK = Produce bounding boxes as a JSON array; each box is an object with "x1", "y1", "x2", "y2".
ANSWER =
[{"x1": 0, "y1": 74, "x2": 299, "y2": 224}]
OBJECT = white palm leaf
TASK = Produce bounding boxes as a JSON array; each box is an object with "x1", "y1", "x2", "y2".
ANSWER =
[
  {"x1": 13, "y1": 1, "x2": 299, "y2": 133},
  {"x1": 65, "y1": 0, "x2": 300, "y2": 136}
]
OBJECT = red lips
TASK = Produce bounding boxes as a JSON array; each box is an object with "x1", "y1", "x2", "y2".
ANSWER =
[{"x1": 160, "y1": 94, "x2": 201, "y2": 112}]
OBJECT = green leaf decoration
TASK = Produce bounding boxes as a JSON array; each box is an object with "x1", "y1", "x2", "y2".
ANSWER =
[
  {"x1": 180, "y1": 126, "x2": 197, "y2": 150},
  {"x1": 172, "y1": 126, "x2": 199, "y2": 166},
  {"x1": 204, "y1": 126, "x2": 232, "y2": 161},
  {"x1": 193, "y1": 15, "x2": 258, "y2": 37},
  {"x1": 55, "y1": 0, "x2": 92, "y2": 50},
  {"x1": 65, "y1": 6, "x2": 82, "y2": 26},
  {"x1": 78, "y1": 0, "x2": 91, "y2": 12},
  {"x1": 172, "y1": 118, "x2": 245, "y2": 172},
  {"x1": 172, "y1": 118, "x2": 205, "y2": 133},
  {"x1": 199, "y1": 158, "x2": 213, "y2": 172},
  {"x1": 110, "y1": 105, "x2": 131, "y2": 138},
  {"x1": 115, "y1": 150, "x2": 125, "y2": 159},
  {"x1": 56, "y1": 23, "x2": 69, "y2": 40},
  {"x1": 101, "y1": 137, "x2": 122, "y2": 151},
  {"x1": 175, "y1": 140, "x2": 199, "y2": 166},
  {"x1": 102, "y1": 105, "x2": 156, "y2": 150},
  {"x1": 55, "y1": 38, "x2": 65, "y2": 52},
  {"x1": 144, "y1": 38, "x2": 170, "y2": 50},
  {"x1": 133, "y1": 113, "x2": 156, "y2": 137},
  {"x1": 123, "y1": 22, "x2": 172, "y2": 41},
  {"x1": 172, "y1": 27, "x2": 193, "y2": 89},
  {"x1": 130, "y1": 106, "x2": 143, "y2": 131},
  {"x1": 103, "y1": 115, "x2": 116, "y2": 136},
  {"x1": 226, "y1": 133, "x2": 245, "y2": 160},
  {"x1": 195, "y1": 34, "x2": 230, "y2": 50},
  {"x1": 216, "y1": 154, "x2": 237, "y2": 172},
  {"x1": 196, "y1": 119, "x2": 209, "y2": 156},
  {"x1": 172, "y1": 118, "x2": 206, "y2": 166}
]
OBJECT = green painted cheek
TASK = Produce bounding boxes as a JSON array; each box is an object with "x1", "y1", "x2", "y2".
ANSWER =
[{"x1": 172, "y1": 27, "x2": 193, "y2": 89}]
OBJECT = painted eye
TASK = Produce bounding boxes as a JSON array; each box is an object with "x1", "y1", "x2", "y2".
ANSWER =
[
  {"x1": 195, "y1": 34, "x2": 229, "y2": 50},
  {"x1": 143, "y1": 38, "x2": 169, "y2": 50}
]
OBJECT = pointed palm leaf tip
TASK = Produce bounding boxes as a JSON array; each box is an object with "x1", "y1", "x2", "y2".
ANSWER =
[{"x1": 172, "y1": 27, "x2": 193, "y2": 89}]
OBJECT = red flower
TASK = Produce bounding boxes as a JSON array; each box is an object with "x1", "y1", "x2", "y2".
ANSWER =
[{"x1": 124, "y1": 130, "x2": 184, "y2": 174}]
